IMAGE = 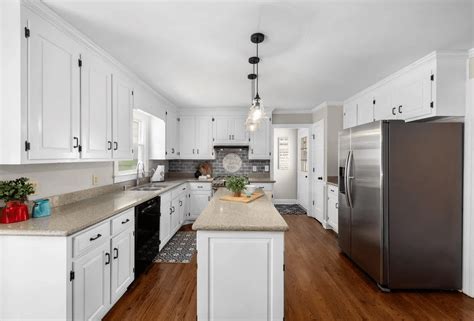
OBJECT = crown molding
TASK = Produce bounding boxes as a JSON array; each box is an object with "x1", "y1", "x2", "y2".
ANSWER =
[{"x1": 272, "y1": 109, "x2": 313, "y2": 115}]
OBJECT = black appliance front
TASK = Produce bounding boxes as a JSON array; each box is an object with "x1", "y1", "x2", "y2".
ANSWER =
[{"x1": 135, "y1": 196, "x2": 161, "y2": 278}]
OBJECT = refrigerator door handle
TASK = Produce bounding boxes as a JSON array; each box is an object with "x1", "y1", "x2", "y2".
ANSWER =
[
  {"x1": 346, "y1": 150, "x2": 354, "y2": 208},
  {"x1": 344, "y1": 151, "x2": 351, "y2": 207}
]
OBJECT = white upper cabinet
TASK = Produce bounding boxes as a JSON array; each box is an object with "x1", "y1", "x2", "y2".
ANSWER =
[
  {"x1": 195, "y1": 116, "x2": 214, "y2": 159},
  {"x1": 179, "y1": 116, "x2": 196, "y2": 158},
  {"x1": 27, "y1": 12, "x2": 81, "y2": 160},
  {"x1": 112, "y1": 75, "x2": 133, "y2": 159},
  {"x1": 249, "y1": 118, "x2": 271, "y2": 160},
  {"x1": 344, "y1": 51, "x2": 467, "y2": 129},
  {"x1": 179, "y1": 115, "x2": 214, "y2": 159},
  {"x1": 149, "y1": 115, "x2": 166, "y2": 160},
  {"x1": 166, "y1": 109, "x2": 179, "y2": 159},
  {"x1": 80, "y1": 51, "x2": 113, "y2": 159},
  {"x1": 213, "y1": 116, "x2": 248, "y2": 145}
]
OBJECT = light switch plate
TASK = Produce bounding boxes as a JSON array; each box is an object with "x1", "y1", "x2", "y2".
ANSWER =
[
  {"x1": 264, "y1": 165, "x2": 269, "y2": 172},
  {"x1": 252, "y1": 166, "x2": 257, "y2": 172},
  {"x1": 92, "y1": 175, "x2": 99, "y2": 186}
]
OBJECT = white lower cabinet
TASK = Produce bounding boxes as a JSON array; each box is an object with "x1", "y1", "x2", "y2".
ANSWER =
[
  {"x1": 327, "y1": 185, "x2": 338, "y2": 233},
  {"x1": 160, "y1": 191, "x2": 172, "y2": 250},
  {"x1": 312, "y1": 181, "x2": 325, "y2": 224},
  {"x1": 110, "y1": 228, "x2": 135, "y2": 304},
  {"x1": 190, "y1": 192, "x2": 211, "y2": 220}
]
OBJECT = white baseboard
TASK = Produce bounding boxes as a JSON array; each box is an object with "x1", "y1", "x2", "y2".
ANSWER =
[{"x1": 273, "y1": 199, "x2": 298, "y2": 204}]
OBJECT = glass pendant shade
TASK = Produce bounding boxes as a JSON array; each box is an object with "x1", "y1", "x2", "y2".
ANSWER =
[
  {"x1": 248, "y1": 95, "x2": 265, "y2": 122},
  {"x1": 245, "y1": 115, "x2": 260, "y2": 132}
]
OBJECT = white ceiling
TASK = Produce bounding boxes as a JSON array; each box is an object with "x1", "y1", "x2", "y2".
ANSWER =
[{"x1": 43, "y1": 0, "x2": 472, "y2": 110}]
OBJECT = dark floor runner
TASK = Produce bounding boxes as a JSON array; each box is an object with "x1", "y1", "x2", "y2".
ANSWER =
[
  {"x1": 153, "y1": 231, "x2": 196, "y2": 263},
  {"x1": 274, "y1": 204, "x2": 307, "y2": 215}
]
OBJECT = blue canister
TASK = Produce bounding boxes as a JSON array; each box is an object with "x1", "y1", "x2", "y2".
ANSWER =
[{"x1": 32, "y1": 199, "x2": 51, "y2": 218}]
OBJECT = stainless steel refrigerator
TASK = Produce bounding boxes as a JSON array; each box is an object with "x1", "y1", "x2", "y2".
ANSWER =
[{"x1": 338, "y1": 120, "x2": 463, "y2": 290}]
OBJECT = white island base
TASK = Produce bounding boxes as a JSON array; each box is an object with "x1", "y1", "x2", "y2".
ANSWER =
[{"x1": 196, "y1": 230, "x2": 285, "y2": 321}]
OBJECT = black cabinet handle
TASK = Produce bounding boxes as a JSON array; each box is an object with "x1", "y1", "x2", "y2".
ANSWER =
[
  {"x1": 179, "y1": 200, "x2": 183, "y2": 206},
  {"x1": 305, "y1": 175, "x2": 308, "y2": 178},
  {"x1": 114, "y1": 142, "x2": 118, "y2": 150},
  {"x1": 105, "y1": 253, "x2": 111, "y2": 265},
  {"x1": 182, "y1": 187, "x2": 186, "y2": 191},
  {"x1": 392, "y1": 107, "x2": 396, "y2": 116},
  {"x1": 107, "y1": 141, "x2": 112, "y2": 150},
  {"x1": 73, "y1": 137, "x2": 79, "y2": 148},
  {"x1": 90, "y1": 234, "x2": 102, "y2": 241},
  {"x1": 169, "y1": 208, "x2": 173, "y2": 215},
  {"x1": 398, "y1": 105, "x2": 402, "y2": 114},
  {"x1": 121, "y1": 218, "x2": 130, "y2": 225},
  {"x1": 318, "y1": 177, "x2": 323, "y2": 180},
  {"x1": 113, "y1": 248, "x2": 119, "y2": 259},
  {"x1": 335, "y1": 203, "x2": 339, "y2": 209}
]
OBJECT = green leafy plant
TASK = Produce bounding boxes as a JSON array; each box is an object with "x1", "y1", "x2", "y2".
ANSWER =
[
  {"x1": 225, "y1": 176, "x2": 248, "y2": 195},
  {"x1": 0, "y1": 177, "x2": 35, "y2": 203}
]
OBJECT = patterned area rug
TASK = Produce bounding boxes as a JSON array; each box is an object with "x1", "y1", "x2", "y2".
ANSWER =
[
  {"x1": 154, "y1": 231, "x2": 196, "y2": 263},
  {"x1": 274, "y1": 204, "x2": 307, "y2": 215}
]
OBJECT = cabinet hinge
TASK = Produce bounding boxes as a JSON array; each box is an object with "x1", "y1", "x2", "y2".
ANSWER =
[
  {"x1": 212, "y1": 117, "x2": 215, "y2": 122},
  {"x1": 24, "y1": 140, "x2": 30, "y2": 151},
  {"x1": 248, "y1": 138, "x2": 251, "y2": 142},
  {"x1": 269, "y1": 152, "x2": 271, "y2": 156},
  {"x1": 312, "y1": 134, "x2": 315, "y2": 139},
  {"x1": 166, "y1": 111, "x2": 168, "y2": 115},
  {"x1": 313, "y1": 200, "x2": 315, "y2": 205},
  {"x1": 133, "y1": 267, "x2": 135, "y2": 273},
  {"x1": 177, "y1": 117, "x2": 180, "y2": 122},
  {"x1": 78, "y1": 145, "x2": 82, "y2": 153},
  {"x1": 269, "y1": 117, "x2": 272, "y2": 122},
  {"x1": 430, "y1": 74, "x2": 434, "y2": 81},
  {"x1": 70, "y1": 271, "x2": 75, "y2": 281},
  {"x1": 78, "y1": 58, "x2": 82, "y2": 68},
  {"x1": 283, "y1": 264, "x2": 286, "y2": 271},
  {"x1": 430, "y1": 101, "x2": 434, "y2": 108},
  {"x1": 131, "y1": 90, "x2": 134, "y2": 96},
  {"x1": 313, "y1": 168, "x2": 315, "y2": 173},
  {"x1": 24, "y1": 27, "x2": 30, "y2": 38},
  {"x1": 373, "y1": 99, "x2": 376, "y2": 105},
  {"x1": 212, "y1": 138, "x2": 215, "y2": 142}
]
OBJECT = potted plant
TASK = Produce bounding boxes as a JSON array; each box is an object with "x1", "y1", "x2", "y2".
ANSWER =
[
  {"x1": 0, "y1": 177, "x2": 35, "y2": 224},
  {"x1": 225, "y1": 176, "x2": 248, "y2": 197}
]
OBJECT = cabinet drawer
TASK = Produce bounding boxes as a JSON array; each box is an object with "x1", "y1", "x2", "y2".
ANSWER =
[
  {"x1": 73, "y1": 221, "x2": 110, "y2": 258},
  {"x1": 111, "y1": 208, "x2": 135, "y2": 236},
  {"x1": 253, "y1": 183, "x2": 273, "y2": 191},
  {"x1": 172, "y1": 184, "x2": 189, "y2": 198},
  {"x1": 328, "y1": 185, "x2": 338, "y2": 197},
  {"x1": 189, "y1": 182, "x2": 211, "y2": 191}
]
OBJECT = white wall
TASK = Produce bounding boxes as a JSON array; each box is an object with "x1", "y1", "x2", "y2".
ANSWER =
[
  {"x1": 272, "y1": 128, "x2": 297, "y2": 201},
  {"x1": 0, "y1": 162, "x2": 114, "y2": 200}
]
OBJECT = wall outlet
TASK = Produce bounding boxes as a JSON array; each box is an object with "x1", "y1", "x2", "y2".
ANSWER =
[
  {"x1": 264, "y1": 165, "x2": 269, "y2": 172},
  {"x1": 252, "y1": 166, "x2": 257, "y2": 172},
  {"x1": 30, "y1": 180, "x2": 39, "y2": 195},
  {"x1": 92, "y1": 175, "x2": 99, "y2": 186}
]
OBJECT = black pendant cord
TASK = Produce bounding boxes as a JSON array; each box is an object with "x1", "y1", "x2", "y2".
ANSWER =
[{"x1": 255, "y1": 42, "x2": 259, "y2": 98}]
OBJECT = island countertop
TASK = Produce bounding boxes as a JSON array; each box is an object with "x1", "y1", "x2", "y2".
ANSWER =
[{"x1": 192, "y1": 188, "x2": 289, "y2": 232}]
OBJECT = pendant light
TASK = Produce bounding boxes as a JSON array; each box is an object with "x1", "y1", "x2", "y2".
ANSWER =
[{"x1": 246, "y1": 33, "x2": 266, "y2": 131}]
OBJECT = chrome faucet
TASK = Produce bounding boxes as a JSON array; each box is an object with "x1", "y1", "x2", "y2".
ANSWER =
[{"x1": 136, "y1": 161, "x2": 145, "y2": 186}]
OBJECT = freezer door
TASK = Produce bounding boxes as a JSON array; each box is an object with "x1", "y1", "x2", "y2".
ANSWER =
[
  {"x1": 338, "y1": 129, "x2": 351, "y2": 256},
  {"x1": 350, "y1": 121, "x2": 384, "y2": 284}
]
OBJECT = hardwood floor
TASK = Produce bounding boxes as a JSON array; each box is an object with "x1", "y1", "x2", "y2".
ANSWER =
[{"x1": 104, "y1": 215, "x2": 474, "y2": 321}]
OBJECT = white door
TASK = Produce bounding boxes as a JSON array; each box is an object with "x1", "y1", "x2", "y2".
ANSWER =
[
  {"x1": 111, "y1": 228, "x2": 134, "y2": 304},
  {"x1": 213, "y1": 116, "x2": 231, "y2": 144},
  {"x1": 80, "y1": 52, "x2": 112, "y2": 159},
  {"x1": 196, "y1": 116, "x2": 214, "y2": 159},
  {"x1": 72, "y1": 242, "x2": 111, "y2": 321},
  {"x1": 166, "y1": 110, "x2": 179, "y2": 158},
  {"x1": 393, "y1": 62, "x2": 433, "y2": 120},
  {"x1": 112, "y1": 75, "x2": 133, "y2": 159},
  {"x1": 343, "y1": 101, "x2": 358, "y2": 129},
  {"x1": 160, "y1": 192, "x2": 172, "y2": 248},
  {"x1": 190, "y1": 192, "x2": 211, "y2": 220},
  {"x1": 179, "y1": 116, "x2": 196, "y2": 158},
  {"x1": 297, "y1": 128, "x2": 310, "y2": 210},
  {"x1": 249, "y1": 118, "x2": 270, "y2": 160},
  {"x1": 373, "y1": 82, "x2": 397, "y2": 121},
  {"x1": 27, "y1": 14, "x2": 81, "y2": 160},
  {"x1": 311, "y1": 121, "x2": 325, "y2": 220},
  {"x1": 313, "y1": 182, "x2": 325, "y2": 223},
  {"x1": 356, "y1": 93, "x2": 375, "y2": 125},
  {"x1": 231, "y1": 116, "x2": 248, "y2": 143}
]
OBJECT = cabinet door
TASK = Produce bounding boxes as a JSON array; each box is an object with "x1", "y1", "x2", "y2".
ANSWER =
[
  {"x1": 28, "y1": 13, "x2": 81, "y2": 160},
  {"x1": 111, "y1": 228, "x2": 134, "y2": 304},
  {"x1": 343, "y1": 101, "x2": 357, "y2": 129},
  {"x1": 196, "y1": 116, "x2": 214, "y2": 159},
  {"x1": 356, "y1": 93, "x2": 375, "y2": 125},
  {"x1": 166, "y1": 110, "x2": 179, "y2": 158},
  {"x1": 81, "y1": 52, "x2": 113, "y2": 159},
  {"x1": 311, "y1": 120, "x2": 325, "y2": 182},
  {"x1": 178, "y1": 194, "x2": 187, "y2": 226},
  {"x1": 171, "y1": 197, "x2": 180, "y2": 233},
  {"x1": 327, "y1": 196, "x2": 338, "y2": 233},
  {"x1": 231, "y1": 116, "x2": 248, "y2": 143},
  {"x1": 112, "y1": 75, "x2": 133, "y2": 159},
  {"x1": 179, "y1": 116, "x2": 196, "y2": 159},
  {"x1": 392, "y1": 63, "x2": 433, "y2": 121},
  {"x1": 249, "y1": 118, "x2": 270, "y2": 160},
  {"x1": 160, "y1": 192, "x2": 172, "y2": 249},
  {"x1": 72, "y1": 242, "x2": 111, "y2": 321},
  {"x1": 312, "y1": 181, "x2": 325, "y2": 223},
  {"x1": 190, "y1": 192, "x2": 211, "y2": 220},
  {"x1": 373, "y1": 83, "x2": 397, "y2": 121},
  {"x1": 213, "y1": 116, "x2": 230, "y2": 144}
]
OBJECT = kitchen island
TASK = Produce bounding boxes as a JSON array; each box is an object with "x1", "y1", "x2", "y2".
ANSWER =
[{"x1": 193, "y1": 188, "x2": 288, "y2": 321}]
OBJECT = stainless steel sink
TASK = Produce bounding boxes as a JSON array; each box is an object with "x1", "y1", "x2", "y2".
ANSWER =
[{"x1": 130, "y1": 185, "x2": 165, "y2": 192}]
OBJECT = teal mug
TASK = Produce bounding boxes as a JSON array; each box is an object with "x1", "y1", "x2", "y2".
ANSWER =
[{"x1": 32, "y1": 199, "x2": 51, "y2": 218}]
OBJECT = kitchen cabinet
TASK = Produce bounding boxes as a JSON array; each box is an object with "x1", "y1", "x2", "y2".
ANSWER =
[
  {"x1": 166, "y1": 110, "x2": 180, "y2": 159},
  {"x1": 344, "y1": 51, "x2": 467, "y2": 129},
  {"x1": 112, "y1": 75, "x2": 134, "y2": 159},
  {"x1": 213, "y1": 116, "x2": 248, "y2": 145},
  {"x1": 160, "y1": 185, "x2": 189, "y2": 250},
  {"x1": 190, "y1": 192, "x2": 212, "y2": 220},
  {"x1": 249, "y1": 118, "x2": 271, "y2": 159},
  {"x1": 149, "y1": 115, "x2": 166, "y2": 160},
  {"x1": 327, "y1": 185, "x2": 338, "y2": 233},
  {"x1": 160, "y1": 191, "x2": 172, "y2": 250},
  {"x1": 27, "y1": 11, "x2": 81, "y2": 160},
  {"x1": 80, "y1": 51, "x2": 113, "y2": 159},
  {"x1": 179, "y1": 116, "x2": 214, "y2": 159},
  {"x1": 111, "y1": 228, "x2": 135, "y2": 304}
]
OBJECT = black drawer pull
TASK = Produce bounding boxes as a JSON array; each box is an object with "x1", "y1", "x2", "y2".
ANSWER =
[
  {"x1": 114, "y1": 142, "x2": 118, "y2": 150},
  {"x1": 105, "y1": 253, "x2": 111, "y2": 265},
  {"x1": 121, "y1": 218, "x2": 130, "y2": 224},
  {"x1": 113, "y1": 248, "x2": 119, "y2": 259},
  {"x1": 89, "y1": 233, "x2": 102, "y2": 241},
  {"x1": 107, "y1": 141, "x2": 112, "y2": 150}
]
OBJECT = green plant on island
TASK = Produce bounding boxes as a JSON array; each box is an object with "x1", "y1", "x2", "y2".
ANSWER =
[{"x1": 225, "y1": 176, "x2": 249, "y2": 197}]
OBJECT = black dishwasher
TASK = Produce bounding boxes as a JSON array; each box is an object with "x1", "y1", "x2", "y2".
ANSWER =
[{"x1": 135, "y1": 196, "x2": 161, "y2": 278}]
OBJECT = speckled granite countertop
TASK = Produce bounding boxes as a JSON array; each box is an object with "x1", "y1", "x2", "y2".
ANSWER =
[
  {"x1": 0, "y1": 178, "x2": 211, "y2": 237},
  {"x1": 192, "y1": 188, "x2": 288, "y2": 232},
  {"x1": 327, "y1": 176, "x2": 338, "y2": 186}
]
